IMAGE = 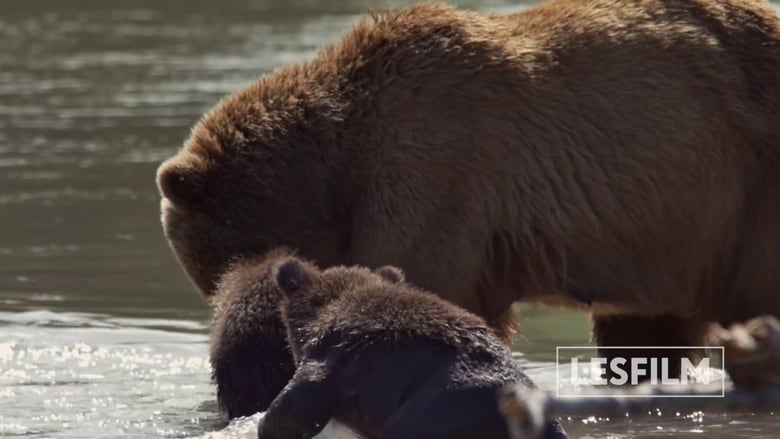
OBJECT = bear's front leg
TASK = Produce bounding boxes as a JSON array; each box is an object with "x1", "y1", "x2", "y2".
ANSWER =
[
  {"x1": 257, "y1": 360, "x2": 337, "y2": 439},
  {"x1": 591, "y1": 314, "x2": 711, "y2": 382}
]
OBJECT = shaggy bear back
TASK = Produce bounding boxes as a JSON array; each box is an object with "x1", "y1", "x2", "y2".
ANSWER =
[{"x1": 256, "y1": 259, "x2": 564, "y2": 439}]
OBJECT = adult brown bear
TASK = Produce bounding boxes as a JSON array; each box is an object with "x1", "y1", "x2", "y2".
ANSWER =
[{"x1": 157, "y1": 0, "x2": 780, "y2": 410}]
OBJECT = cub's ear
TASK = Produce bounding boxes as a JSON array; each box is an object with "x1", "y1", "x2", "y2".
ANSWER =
[
  {"x1": 374, "y1": 266, "x2": 405, "y2": 284},
  {"x1": 275, "y1": 259, "x2": 310, "y2": 298}
]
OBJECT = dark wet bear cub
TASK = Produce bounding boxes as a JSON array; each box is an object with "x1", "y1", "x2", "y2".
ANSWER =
[
  {"x1": 257, "y1": 258, "x2": 567, "y2": 439},
  {"x1": 210, "y1": 249, "x2": 297, "y2": 419}
]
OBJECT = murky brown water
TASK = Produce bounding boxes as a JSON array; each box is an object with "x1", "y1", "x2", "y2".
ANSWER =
[{"x1": 0, "y1": 0, "x2": 777, "y2": 437}]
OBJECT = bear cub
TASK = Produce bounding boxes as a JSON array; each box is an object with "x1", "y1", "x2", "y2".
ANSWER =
[
  {"x1": 257, "y1": 257, "x2": 567, "y2": 439},
  {"x1": 209, "y1": 249, "x2": 297, "y2": 419}
]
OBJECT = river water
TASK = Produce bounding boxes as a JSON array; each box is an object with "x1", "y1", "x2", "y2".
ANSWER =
[{"x1": 0, "y1": 0, "x2": 777, "y2": 437}]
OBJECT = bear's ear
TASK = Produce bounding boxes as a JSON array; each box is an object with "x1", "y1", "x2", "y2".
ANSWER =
[
  {"x1": 156, "y1": 159, "x2": 207, "y2": 208},
  {"x1": 275, "y1": 259, "x2": 310, "y2": 298},
  {"x1": 374, "y1": 266, "x2": 405, "y2": 284}
]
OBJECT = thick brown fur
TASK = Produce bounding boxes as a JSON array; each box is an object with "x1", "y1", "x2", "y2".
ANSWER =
[
  {"x1": 208, "y1": 248, "x2": 298, "y2": 419},
  {"x1": 257, "y1": 258, "x2": 567, "y2": 439},
  {"x1": 278, "y1": 261, "x2": 504, "y2": 365},
  {"x1": 158, "y1": 0, "x2": 780, "y2": 370}
]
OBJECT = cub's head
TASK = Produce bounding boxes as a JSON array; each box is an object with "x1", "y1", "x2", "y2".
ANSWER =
[
  {"x1": 155, "y1": 60, "x2": 353, "y2": 298},
  {"x1": 272, "y1": 257, "x2": 405, "y2": 359}
]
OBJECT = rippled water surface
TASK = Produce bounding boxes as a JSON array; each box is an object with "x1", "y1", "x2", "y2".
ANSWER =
[{"x1": 1, "y1": 0, "x2": 778, "y2": 437}]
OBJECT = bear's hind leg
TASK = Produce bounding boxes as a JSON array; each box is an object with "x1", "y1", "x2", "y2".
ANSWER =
[{"x1": 591, "y1": 314, "x2": 711, "y2": 381}]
